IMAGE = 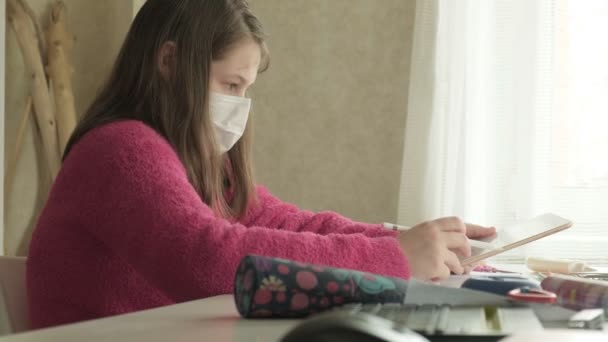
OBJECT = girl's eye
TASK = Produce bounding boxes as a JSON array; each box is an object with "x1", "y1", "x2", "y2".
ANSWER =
[{"x1": 227, "y1": 83, "x2": 239, "y2": 91}]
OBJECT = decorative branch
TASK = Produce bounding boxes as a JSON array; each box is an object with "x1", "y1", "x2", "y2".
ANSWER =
[
  {"x1": 4, "y1": 97, "x2": 33, "y2": 201},
  {"x1": 17, "y1": 0, "x2": 47, "y2": 65},
  {"x1": 8, "y1": 0, "x2": 61, "y2": 178},
  {"x1": 46, "y1": 0, "x2": 77, "y2": 154}
]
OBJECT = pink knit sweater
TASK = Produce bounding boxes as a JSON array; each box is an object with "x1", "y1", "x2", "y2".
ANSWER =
[{"x1": 27, "y1": 120, "x2": 409, "y2": 329}]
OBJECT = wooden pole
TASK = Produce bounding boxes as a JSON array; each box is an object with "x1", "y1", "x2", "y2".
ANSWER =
[
  {"x1": 46, "y1": 0, "x2": 77, "y2": 154},
  {"x1": 4, "y1": 97, "x2": 33, "y2": 201},
  {"x1": 17, "y1": 0, "x2": 46, "y2": 64},
  {"x1": 7, "y1": 0, "x2": 61, "y2": 178}
]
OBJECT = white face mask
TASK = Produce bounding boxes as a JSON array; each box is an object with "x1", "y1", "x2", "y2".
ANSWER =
[{"x1": 209, "y1": 92, "x2": 251, "y2": 153}]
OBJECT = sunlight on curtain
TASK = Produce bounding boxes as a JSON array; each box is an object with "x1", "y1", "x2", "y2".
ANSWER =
[{"x1": 398, "y1": 0, "x2": 608, "y2": 264}]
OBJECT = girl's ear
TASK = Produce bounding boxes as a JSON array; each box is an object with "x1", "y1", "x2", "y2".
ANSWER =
[{"x1": 158, "y1": 41, "x2": 177, "y2": 80}]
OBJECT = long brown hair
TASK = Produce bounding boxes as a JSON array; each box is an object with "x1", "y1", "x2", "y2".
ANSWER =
[{"x1": 64, "y1": 0, "x2": 269, "y2": 218}]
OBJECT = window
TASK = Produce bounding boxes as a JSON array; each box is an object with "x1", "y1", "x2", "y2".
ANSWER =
[
  {"x1": 399, "y1": 0, "x2": 608, "y2": 264},
  {"x1": 529, "y1": 0, "x2": 608, "y2": 263}
]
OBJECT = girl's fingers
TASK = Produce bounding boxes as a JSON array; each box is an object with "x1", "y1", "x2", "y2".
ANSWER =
[
  {"x1": 443, "y1": 232, "x2": 471, "y2": 257},
  {"x1": 434, "y1": 217, "x2": 467, "y2": 233},
  {"x1": 465, "y1": 224, "x2": 497, "y2": 239},
  {"x1": 443, "y1": 249, "x2": 464, "y2": 276}
]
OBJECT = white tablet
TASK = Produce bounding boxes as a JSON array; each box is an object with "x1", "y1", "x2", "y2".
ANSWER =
[{"x1": 461, "y1": 213, "x2": 573, "y2": 266}]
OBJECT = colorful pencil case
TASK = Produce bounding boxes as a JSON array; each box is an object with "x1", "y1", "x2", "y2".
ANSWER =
[
  {"x1": 541, "y1": 274, "x2": 608, "y2": 310},
  {"x1": 233, "y1": 255, "x2": 408, "y2": 318}
]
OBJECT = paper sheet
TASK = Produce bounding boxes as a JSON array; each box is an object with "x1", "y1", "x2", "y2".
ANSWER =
[{"x1": 404, "y1": 280, "x2": 513, "y2": 306}]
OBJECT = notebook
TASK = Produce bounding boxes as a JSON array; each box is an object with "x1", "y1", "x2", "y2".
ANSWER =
[{"x1": 462, "y1": 213, "x2": 573, "y2": 266}]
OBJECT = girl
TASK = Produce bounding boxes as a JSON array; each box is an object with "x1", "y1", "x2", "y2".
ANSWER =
[{"x1": 27, "y1": 0, "x2": 495, "y2": 329}]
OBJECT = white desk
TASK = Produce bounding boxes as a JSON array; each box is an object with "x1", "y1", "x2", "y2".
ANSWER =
[
  {"x1": 1, "y1": 295, "x2": 297, "y2": 342},
  {"x1": 1, "y1": 295, "x2": 606, "y2": 342}
]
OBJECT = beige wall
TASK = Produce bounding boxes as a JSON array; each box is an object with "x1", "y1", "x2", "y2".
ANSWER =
[
  {"x1": 4, "y1": 0, "x2": 416, "y2": 255},
  {"x1": 5, "y1": 0, "x2": 133, "y2": 256},
  {"x1": 249, "y1": 0, "x2": 416, "y2": 224},
  {"x1": 1, "y1": 0, "x2": 5, "y2": 254}
]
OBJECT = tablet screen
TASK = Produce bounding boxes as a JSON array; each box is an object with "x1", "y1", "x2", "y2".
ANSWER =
[{"x1": 462, "y1": 213, "x2": 572, "y2": 266}]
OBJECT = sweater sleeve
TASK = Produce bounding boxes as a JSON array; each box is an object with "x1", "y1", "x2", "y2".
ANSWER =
[
  {"x1": 57, "y1": 122, "x2": 409, "y2": 302},
  {"x1": 240, "y1": 186, "x2": 398, "y2": 238}
]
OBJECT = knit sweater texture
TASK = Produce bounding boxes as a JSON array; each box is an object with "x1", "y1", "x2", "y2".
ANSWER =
[{"x1": 27, "y1": 120, "x2": 410, "y2": 328}]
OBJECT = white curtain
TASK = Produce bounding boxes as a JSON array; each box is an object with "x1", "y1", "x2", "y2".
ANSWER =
[{"x1": 399, "y1": 0, "x2": 608, "y2": 264}]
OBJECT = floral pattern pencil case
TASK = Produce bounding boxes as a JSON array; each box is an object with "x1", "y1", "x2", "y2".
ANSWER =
[{"x1": 233, "y1": 255, "x2": 408, "y2": 318}]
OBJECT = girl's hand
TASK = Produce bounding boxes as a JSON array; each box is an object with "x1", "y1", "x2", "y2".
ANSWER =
[
  {"x1": 464, "y1": 223, "x2": 497, "y2": 241},
  {"x1": 462, "y1": 224, "x2": 497, "y2": 274},
  {"x1": 397, "y1": 217, "x2": 496, "y2": 281}
]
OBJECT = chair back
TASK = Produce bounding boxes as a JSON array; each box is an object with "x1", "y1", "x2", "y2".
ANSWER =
[{"x1": 0, "y1": 256, "x2": 29, "y2": 335}]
